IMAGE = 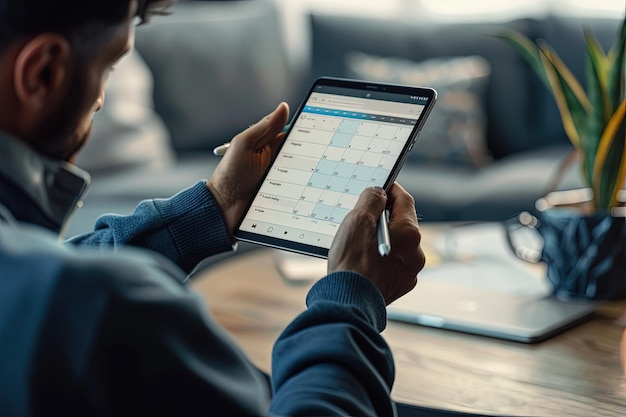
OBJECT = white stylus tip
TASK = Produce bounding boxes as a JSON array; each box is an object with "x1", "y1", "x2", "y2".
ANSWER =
[
  {"x1": 378, "y1": 244, "x2": 390, "y2": 257},
  {"x1": 213, "y1": 143, "x2": 230, "y2": 156}
]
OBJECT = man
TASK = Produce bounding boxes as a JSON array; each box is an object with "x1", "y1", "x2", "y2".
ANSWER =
[{"x1": 0, "y1": 0, "x2": 425, "y2": 416}]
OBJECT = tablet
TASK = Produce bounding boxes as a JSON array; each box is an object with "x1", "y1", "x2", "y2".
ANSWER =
[{"x1": 234, "y1": 76, "x2": 437, "y2": 258}]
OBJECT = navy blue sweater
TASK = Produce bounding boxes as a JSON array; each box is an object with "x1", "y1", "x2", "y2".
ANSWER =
[{"x1": 0, "y1": 133, "x2": 396, "y2": 416}]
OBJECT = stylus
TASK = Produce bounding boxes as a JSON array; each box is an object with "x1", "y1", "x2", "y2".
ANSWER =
[
  {"x1": 213, "y1": 142, "x2": 230, "y2": 156},
  {"x1": 377, "y1": 209, "x2": 391, "y2": 257},
  {"x1": 213, "y1": 125, "x2": 290, "y2": 156}
]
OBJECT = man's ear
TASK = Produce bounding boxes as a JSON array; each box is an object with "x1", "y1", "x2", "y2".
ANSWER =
[{"x1": 13, "y1": 34, "x2": 71, "y2": 110}]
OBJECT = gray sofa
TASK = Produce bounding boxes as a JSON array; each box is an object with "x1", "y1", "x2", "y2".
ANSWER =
[{"x1": 66, "y1": 0, "x2": 623, "y2": 237}]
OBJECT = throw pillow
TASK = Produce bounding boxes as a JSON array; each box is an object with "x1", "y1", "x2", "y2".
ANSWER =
[{"x1": 345, "y1": 53, "x2": 492, "y2": 169}]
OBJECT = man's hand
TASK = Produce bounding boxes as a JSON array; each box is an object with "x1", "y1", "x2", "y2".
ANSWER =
[
  {"x1": 207, "y1": 102, "x2": 290, "y2": 236},
  {"x1": 328, "y1": 183, "x2": 425, "y2": 305}
]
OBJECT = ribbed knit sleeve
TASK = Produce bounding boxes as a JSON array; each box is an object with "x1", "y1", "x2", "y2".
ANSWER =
[
  {"x1": 270, "y1": 272, "x2": 395, "y2": 417},
  {"x1": 307, "y1": 272, "x2": 387, "y2": 332},
  {"x1": 67, "y1": 181, "x2": 233, "y2": 274}
]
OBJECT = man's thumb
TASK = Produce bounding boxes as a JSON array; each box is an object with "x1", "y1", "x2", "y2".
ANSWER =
[{"x1": 250, "y1": 102, "x2": 289, "y2": 135}]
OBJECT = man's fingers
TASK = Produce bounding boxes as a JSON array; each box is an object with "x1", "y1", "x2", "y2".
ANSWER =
[
  {"x1": 387, "y1": 183, "x2": 418, "y2": 223},
  {"x1": 353, "y1": 187, "x2": 387, "y2": 219}
]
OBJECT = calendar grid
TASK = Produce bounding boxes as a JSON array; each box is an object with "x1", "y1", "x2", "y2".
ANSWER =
[
  {"x1": 236, "y1": 82, "x2": 432, "y2": 252},
  {"x1": 256, "y1": 112, "x2": 413, "y2": 225}
]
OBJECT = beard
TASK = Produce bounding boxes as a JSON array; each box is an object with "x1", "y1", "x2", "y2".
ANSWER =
[{"x1": 29, "y1": 67, "x2": 93, "y2": 162}]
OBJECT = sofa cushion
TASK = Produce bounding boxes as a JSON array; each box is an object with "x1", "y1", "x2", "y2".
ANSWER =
[
  {"x1": 345, "y1": 53, "x2": 492, "y2": 169},
  {"x1": 134, "y1": 0, "x2": 295, "y2": 153},
  {"x1": 310, "y1": 13, "x2": 543, "y2": 159}
]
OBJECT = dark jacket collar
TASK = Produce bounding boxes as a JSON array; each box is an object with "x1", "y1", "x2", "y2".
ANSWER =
[{"x1": 0, "y1": 131, "x2": 90, "y2": 236}]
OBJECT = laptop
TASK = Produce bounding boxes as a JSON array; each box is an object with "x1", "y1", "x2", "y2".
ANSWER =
[{"x1": 274, "y1": 222, "x2": 596, "y2": 344}]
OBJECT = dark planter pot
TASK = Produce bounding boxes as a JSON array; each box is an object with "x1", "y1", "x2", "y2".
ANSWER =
[{"x1": 508, "y1": 189, "x2": 626, "y2": 301}]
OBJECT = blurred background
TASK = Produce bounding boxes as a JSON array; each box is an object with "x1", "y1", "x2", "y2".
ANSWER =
[{"x1": 68, "y1": 0, "x2": 625, "y2": 239}]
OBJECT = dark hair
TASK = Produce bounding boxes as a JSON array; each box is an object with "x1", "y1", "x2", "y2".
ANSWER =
[{"x1": 0, "y1": 0, "x2": 172, "y2": 53}]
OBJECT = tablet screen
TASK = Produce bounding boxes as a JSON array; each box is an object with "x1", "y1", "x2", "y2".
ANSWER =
[{"x1": 235, "y1": 77, "x2": 437, "y2": 258}]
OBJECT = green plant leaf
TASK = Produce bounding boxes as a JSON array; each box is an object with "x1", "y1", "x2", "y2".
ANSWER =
[
  {"x1": 492, "y1": 31, "x2": 549, "y2": 88},
  {"x1": 607, "y1": 16, "x2": 626, "y2": 111},
  {"x1": 593, "y1": 98, "x2": 626, "y2": 209},
  {"x1": 538, "y1": 44, "x2": 590, "y2": 154},
  {"x1": 539, "y1": 41, "x2": 592, "y2": 110},
  {"x1": 584, "y1": 31, "x2": 611, "y2": 187},
  {"x1": 614, "y1": 123, "x2": 626, "y2": 207},
  {"x1": 495, "y1": 22, "x2": 626, "y2": 210},
  {"x1": 584, "y1": 29, "x2": 611, "y2": 120}
]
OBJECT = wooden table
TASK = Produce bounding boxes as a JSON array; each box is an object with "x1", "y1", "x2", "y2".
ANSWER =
[{"x1": 191, "y1": 246, "x2": 626, "y2": 416}]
